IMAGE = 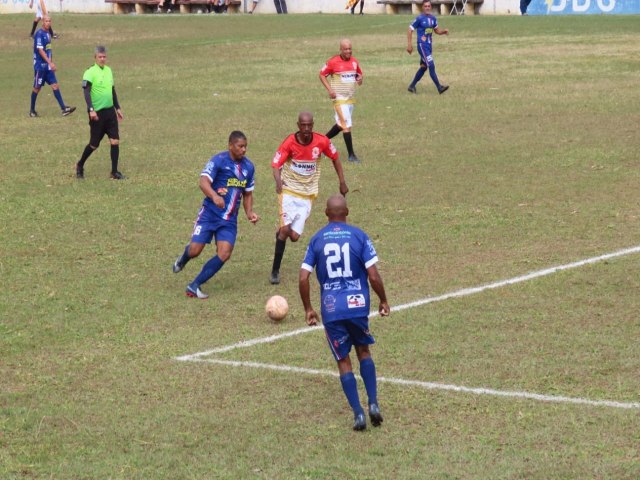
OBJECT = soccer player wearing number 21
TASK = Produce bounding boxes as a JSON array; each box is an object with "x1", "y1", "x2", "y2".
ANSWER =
[{"x1": 299, "y1": 194, "x2": 390, "y2": 431}]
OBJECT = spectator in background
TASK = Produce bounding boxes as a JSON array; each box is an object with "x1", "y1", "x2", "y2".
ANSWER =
[
  {"x1": 248, "y1": 0, "x2": 259, "y2": 13},
  {"x1": 520, "y1": 0, "x2": 532, "y2": 15},
  {"x1": 348, "y1": 0, "x2": 365, "y2": 15},
  {"x1": 157, "y1": 0, "x2": 178, "y2": 13},
  {"x1": 274, "y1": 0, "x2": 287, "y2": 14}
]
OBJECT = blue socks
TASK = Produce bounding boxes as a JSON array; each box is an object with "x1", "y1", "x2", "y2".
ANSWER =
[
  {"x1": 359, "y1": 357, "x2": 378, "y2": 406},
  {"x1": 192, "y1": 255, "x2": 225, "y2": 288},
  {"x1": 410, "y1": 67, "x2": 426, "y2": 88},
  {"x1": 53, "y1": 89, "x2": 65, "y2": 109},
  {"x1": 340, "y1": 372, "x2": 364, "y2": 416},
  {"x1": 30, "y1": 91, "x2": 38, "y2": 112},
  {"x1": 428, "y1": 63, "x2": 441, "y2": 89}
]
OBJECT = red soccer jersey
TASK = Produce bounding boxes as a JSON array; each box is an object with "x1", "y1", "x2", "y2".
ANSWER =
[
  {"x1": 320, "y1": 55, "x2": 363, "y2": 105},
  {"x1": 272, "y1": 133, "x2": 339, "y2": 199}
]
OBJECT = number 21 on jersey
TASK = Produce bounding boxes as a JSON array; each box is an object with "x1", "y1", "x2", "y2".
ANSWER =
[{"x1": 324, "y1": 243, "x2": 353, "y2": 278}]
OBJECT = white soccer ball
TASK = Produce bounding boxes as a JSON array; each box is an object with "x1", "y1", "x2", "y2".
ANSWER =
[{"x1": 265, "y1": 295, "x2": 289, "y2": 321}]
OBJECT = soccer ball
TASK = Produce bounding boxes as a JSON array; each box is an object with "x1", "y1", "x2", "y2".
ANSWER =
[{"x1": 265, "y1": 295, "x2": 289, "y2": 321}]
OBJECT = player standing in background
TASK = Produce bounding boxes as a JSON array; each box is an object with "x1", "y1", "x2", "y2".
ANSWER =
[
  {"x1": 173, "y1": 131, "x2": 260, "y2": 299},
  {"x1": 29, "y1": 16, "x2": 75, "y2": 118},
  {"x1": 270, "y1": 112, "x2": 349, "y2": 285},
  {"x1": 320, "y1": 39, "x2": 363, "y2": 164},
  {"x1": 520, "y1": 0, "x2": 532, "y2": 15},
  {"x1": 407, "y1": 0, "x2": 449, "y2": 95},
  {"x1": 29, "y1": 0, "x2": 57, "y2": 39},
  {"x1": 76, "y1": 46, "x2": 125, "y2": 180},
  {"x1": 299, "y1": 194, "x2": 390, "y2": 431}
]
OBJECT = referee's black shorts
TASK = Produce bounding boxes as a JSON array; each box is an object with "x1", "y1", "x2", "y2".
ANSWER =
[{"x1": 89, "y1": 107, "x2": 119, "y2": 147}]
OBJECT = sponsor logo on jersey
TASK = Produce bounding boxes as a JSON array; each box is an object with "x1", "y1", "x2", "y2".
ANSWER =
[
  {"x1": 226, "y1": 178, "x2": 247, "y2": 188},
  {"x1": 347, "y1": 294, "x2": 366, "y2": 308},
  {"x1": 340, "y1": 72, "x2": 358, "y2": 83},
  {"x1": 324, "y1": 294, "x2": 336, "y2": 313},
  {"x1": 323, "y1": 281, "x2": 341, "y2": 291},
  {"x1": 346, "y1": 279, "x2": 362, "y2": 290},
  {"x1": 290, "y1": 160, "x2": 317, "y2": 176}
]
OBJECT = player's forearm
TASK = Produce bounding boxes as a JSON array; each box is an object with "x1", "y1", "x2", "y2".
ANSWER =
[
  {"x1": 242, "y1": 192, "x2": 254, "y2": 215},
  {"x1": 298, "y1": 273, "x2": 313, "y2": 312},
  {"x1": 112, "y1": 87, "x2": 121, "y2": 110},
  {"x1": 319, "y1": 75, "x2": 332, "y2": 93},
  {"x1": 407, "y1": 29, "x2": 413, "y2": 46},
  {"x1": 83, "y1": 86, "x2": 93, "y2": 110},
  {"x1": 368, "y1": 268, "x2": 388, "y2": 304}
]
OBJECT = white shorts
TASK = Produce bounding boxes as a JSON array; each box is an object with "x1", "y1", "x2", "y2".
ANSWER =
[
  {"x1": 279, "y1": 193, "x2": 312, "y2": 235},
  {"x1": 334, "y1": 103, "x2": 354, "y2": 130},
  {"x1": 35, "y1": 1, "x2": 44, "y2": 18}
]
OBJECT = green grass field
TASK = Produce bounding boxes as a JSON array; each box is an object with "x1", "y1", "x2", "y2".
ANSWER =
[{"x1": 1, "y1": 12, "x2": 639, "y2": 479}]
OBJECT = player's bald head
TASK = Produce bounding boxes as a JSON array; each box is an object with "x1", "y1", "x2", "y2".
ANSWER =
[
  {"x1": 298, "y1": 111, "x2": 313, "y2": 124},
  {"x1": 325, "y1": 194, "x2": 348, "y2": 221},
  {"x1": 340, "y1": 38, "x2": 352, "y2": 49}
]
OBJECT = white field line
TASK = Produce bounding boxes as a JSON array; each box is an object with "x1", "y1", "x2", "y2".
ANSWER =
[
  {"x1": 174, "y1": 245, "x2": 640, "y2": 409},
  {"x1": 187, "y1": 358, "x2": 640, "y2": 410},
  {"x1": 176, "y1": 245, "x2": 640, "y2": 361}
]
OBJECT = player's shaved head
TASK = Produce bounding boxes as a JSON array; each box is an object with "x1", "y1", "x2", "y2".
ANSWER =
[
  {"x1": 326, "y1": 194, "x2": 349, "y2": 222},
  {"x1": 339, "y1": 39, "x2": 353, "y2": 60},
  {"x1": 298, "y1": 111, "x2": 313, "y2": 124}
]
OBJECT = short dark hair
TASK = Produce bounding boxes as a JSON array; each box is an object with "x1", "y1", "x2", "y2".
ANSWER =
[
  {"x1": 95, "y1": 45, "x2": 107, "y2": 55},
  {"x1": 229, "y1": 131, "x2": 247, "y2": 144}
]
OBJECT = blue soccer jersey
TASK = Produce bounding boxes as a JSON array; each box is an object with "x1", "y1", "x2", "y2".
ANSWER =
[
  {"x1": 410, "y1": 14, "x2": 438, "y2": 53},
  {"x1": 33, "y1": 29, "x2": 51, "y2": 71},
  {"x1": 200, "y1": 151, "x2": 255, "y2": 223},
  {"x1": 301, "y1": 222, "x2": 379, "y2": 323}
]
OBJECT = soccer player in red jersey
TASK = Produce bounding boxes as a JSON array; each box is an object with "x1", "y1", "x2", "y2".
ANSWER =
[
  {"x1": 320, "y1": 39, "x2": 363, "y2": 163},
  {"x1": 269, "y1": 112, "x2": 349, "y2": 284}
]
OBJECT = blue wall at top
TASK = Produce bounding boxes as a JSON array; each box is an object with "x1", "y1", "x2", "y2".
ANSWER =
[{"x1": 528, "y1": 0, "x2": 640, "y2": 15}]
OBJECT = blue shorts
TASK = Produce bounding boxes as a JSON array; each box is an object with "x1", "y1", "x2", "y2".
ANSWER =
[
  {"x1": 417, "y1": 44, "x2": 435, "y2": 67},
  {"x1": 33, "y1": 69, "x2": 58, "y2": 88},
  {"x1": 191, "y1": 206, "x2": 237, "y2": 245},
  {"x1": 323, "y1": 317, "x2": 375, "y2": 362}
]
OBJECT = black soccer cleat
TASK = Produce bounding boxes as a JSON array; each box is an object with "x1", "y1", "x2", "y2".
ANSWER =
[
  {"x1": 270, "y1": 271, "x2": 280, "y2": 285},
  {"x1": 353, "y1": 413, "x2": 367, "y2": 431},
  {"x1": 29, "y1": 110, "x2": 39, "y2": 118},
  {"x1": 368, "y1": 403, "x2": 383, "y2": 427},
  {"x1": 407, "y1": 85, "x2": 417, "y2": 94},
  {"x1": 438, "y1": 85, "x2": 449, "y2": 95},
  {"x1": 62, "y1": 106, "x2": 76, "y2": 116},
  {"x1": 348, "y1": 154, "x2": 361, "y2": 163},
  {"x1": 75, "y1": 162, "x2": 84, "y2": 179},
  {"x1": 110, "y1": 171, "x2": 126, "y2": 180}
]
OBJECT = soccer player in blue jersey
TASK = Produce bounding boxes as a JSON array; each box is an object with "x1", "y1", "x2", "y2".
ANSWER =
[
  {"x1": 173, "y1": 131, "x2": 260, "y2": 299},
  {"x1": 299, "y1": 194, "x2": 390, "y2": 431},
  {"x1": 29, "y1": 16, "x2": 75, "y2": 118},
  {"x1": 406, "y1": 0, "x2": 449, "y2": 95}
]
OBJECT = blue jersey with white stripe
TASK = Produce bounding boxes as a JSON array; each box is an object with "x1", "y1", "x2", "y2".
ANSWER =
[
  {"x1": 302, "y1": 222, "x2": 379, "y2": 323},
  {"x1": 200, "y1": 151, "x2": 255, "y2": 223},
  {"x1": 411, "y1": 14, "x2": 438, "y2": 53},
  {"x1": 33, "y1": 28, "x2": 52, "y2": 71}
]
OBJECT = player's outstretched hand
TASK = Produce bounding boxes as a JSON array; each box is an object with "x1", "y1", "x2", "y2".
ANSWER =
[
  {"x1": 407, "y1": 45, "x2": 413, "y2": 55},
  {"x1": 305, "y1": 309, "x2": 319, "y2": 326},
  {"x1": 339, "y1": 182, "x2": 349, "y2": 197},
  {"x1": 379, "y1": 301, "x2": 390, "y2": 317}
]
